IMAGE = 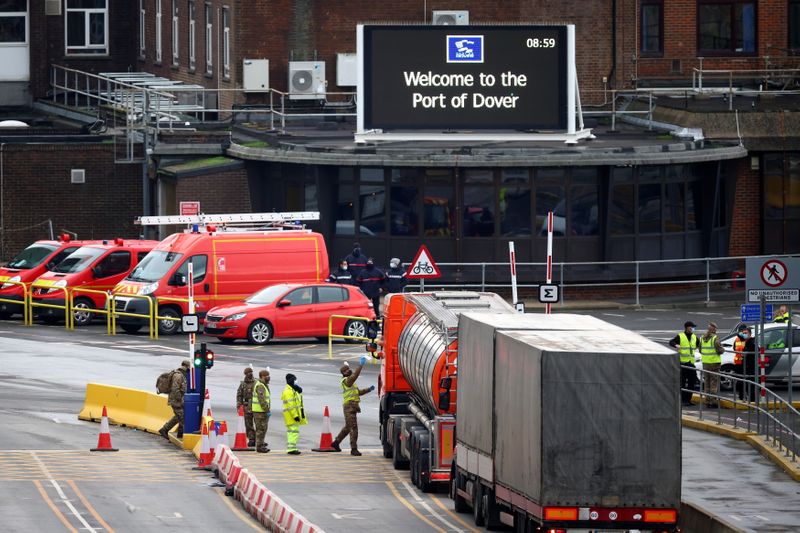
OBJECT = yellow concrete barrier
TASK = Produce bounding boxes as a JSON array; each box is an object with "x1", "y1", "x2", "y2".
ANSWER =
[{"x1": 78, "y1": 382, "x2": 173, "y2": 434}]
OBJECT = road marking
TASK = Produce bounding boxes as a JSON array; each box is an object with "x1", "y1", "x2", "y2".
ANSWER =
[
  {"x1": 385, "y1": 481, "x2": 447, "y2": 533},
  {"x1": 332, "y1": 512, "x2": 364, "y2": 520},
  {"x1": 52, "y1": 480, "x2": 100, "y2": 533},
  {"x1": 688, "y1": 312, "x2": 723, "y2": 316},
  {"x1": 430, "y1": 493, "x2": 481, "y2": 533},
  {"x1": 67, "y1": 480, "x2": 115, "y2": 533},
  {"x1": 400, "y1": 480, "x2": 463, "y2": 532},
  {"x1": 214, "y1": 487, "x2": 263, "y2": 531},
  {"x1": 33, "y1": 479, "x2": 79, "y2": 533},
  {"x1": 602, "y1": 313, "x2": 625, "y2": 317}
]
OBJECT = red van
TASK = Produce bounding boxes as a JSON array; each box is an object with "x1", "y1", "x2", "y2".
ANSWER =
[
  {"x1": 0, "y1": 235, "x2": 101, "y2": 319},
  {"x1": 31, "y1": 239, "x2": 159, "y2": 326},
  {"x1": 113, "y1": 225, "x2": 329, "y2": 335}
]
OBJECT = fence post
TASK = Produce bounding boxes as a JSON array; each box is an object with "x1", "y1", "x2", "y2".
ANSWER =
[
  {"x1": 611, "y1": 93, "x2": 616, "y2": 132},
  {"x1": 706, "y1": 258, "x2": 710, "y2": 303},
  {"x1": 560, "y1": 262, "x2": 564, "y2": 306},
  {"x1": 481, "y1": 263, "x2": 486, "y2": 292},
  {"x1": 635, "y1": 261, "x2": 640, "y2": 306},
  {"x1": 648, "y1": 91, "x2": 653, "y2": 130},
  {"x1": 729, "y1": 72, "x2": 733, "y2": 111}
]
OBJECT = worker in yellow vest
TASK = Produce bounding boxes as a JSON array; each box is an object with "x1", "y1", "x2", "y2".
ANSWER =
[
  {"x1": 669, "y1": 321, "x2": 699, "y2": 406},
  {"x1": 331, "y1": 356, "x2": 375, "y2": 456},
  {"x1": 281, "y1": 373, "x2": 307, "y2": 455},
  {"x1": 699, "y1": 322, "x2": 724, "y2": 408},
  {"x1": 251, "y1": 369, "x2": 271, "y2": 453},
  {"x1": 773, "y1": 305, "x2": 791, "y2": 324}
]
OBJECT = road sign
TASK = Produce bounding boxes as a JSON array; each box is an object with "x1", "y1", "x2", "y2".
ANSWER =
[
  {"x1": 406, "y1": 245, "x2": 441, "y2": 279},
  {"x1": 538, "y1": 284, "x2": 559, "y2": 303},
  {"x1": 180, "y1": 201, "x2": 201, "y2": 216},
  {"x1": 740, "y1": 304, "x2": 773, "y2": 323},
  {"x1": 746, "y1": 257, "x2": 800, "y2": 302}
]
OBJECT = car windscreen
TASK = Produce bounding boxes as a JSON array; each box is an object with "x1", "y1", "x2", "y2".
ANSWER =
[
  {"x1": 6, "y1": 244, "x2": 58, "y2": 269},
  {"x1": 246, "y1": 285, "x2": 291, "y2": 305},
  {"x1": 53, "y1": 247, "x2": 106, "y2": 273},
  {"x1": 126, "y1": 250, "x2": 184, "y2": 282}
]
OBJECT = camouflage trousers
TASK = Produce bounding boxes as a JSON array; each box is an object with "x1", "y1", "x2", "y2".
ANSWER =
[
  {"x1": 253, "y1": 412, "x2": 269, "y2": 449},
  {"x1": 703, "y1": 363, "x2": 721, "y2": 406},
  {"x1": 163, "y1": 405, "x2": 184, "y2": 435},
  {"x1": 335, "y1": 401, "x2": 360, "y2": 449},
  {"x1": 244, "y1": 411, "x2": 255, "y2": 442}
]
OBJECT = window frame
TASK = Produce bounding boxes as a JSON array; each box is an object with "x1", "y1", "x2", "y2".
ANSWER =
[
  {"x1": 188, "y1": 0, "x2": 196, "y2": 70},
  {"x1": 640, "y1": 0, "x2": 664, "y2": 56},
  {"x1": 791, "y1": 0, "x2": 800, "y2": 51},
  {"x1": 204, "y1": 2, "x2": 212, "y2": 74},
  {"x1": 316, "y1": 285, "x2": 347, "y2": 304},
  {"x1": 171, "y1": 0, "x2": 179, "y2": 65},
  {"x1": 155, "y1": 0, "x2": 162, "y2": 63},
  {"x1": 222, "y1": 6, "x2": 230, "y2": 78},
  {"x1": 65, "y1": 0, "x2": 109, "y2": 56},
  {"x1": 0, "y1": 0, "x2": 27, "y2": 45},
  {"x1": 138, "y1": 0, "x2": 145, "y2": 57},
  {"x1": 696, "y1": 0, "x2": 757, "y2": 56}
]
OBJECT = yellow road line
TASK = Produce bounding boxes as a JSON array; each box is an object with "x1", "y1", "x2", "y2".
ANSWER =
[
  {"x1": 385, "y1": 481, "x2": 447, "y2": 533},
  {"x1": 215, "y1": 487, "x2": 264, "y2": 531},
  {"x1": 430, "y1": 493, "x2": 481, "y2": 533},
  {"x1": 67, "y1": 480, "x2": 116, "y2": 533},
  {"x1": 33, "y1": 480, "x2": 79, "y2": 533}
]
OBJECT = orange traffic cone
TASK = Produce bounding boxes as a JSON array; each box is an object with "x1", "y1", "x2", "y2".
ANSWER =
[
  {"x1": 193, "y1": 421, "x2": 214, "y2": 469},
  {"x1": 232, "y1": 405, "x2": 252, "y2": 451},
  {"x1": 312, "y1": 406, "x2": 338, "y2": 452},
  {"x1": 90, "y1": 406, "x2": 119, "y2": 452}
]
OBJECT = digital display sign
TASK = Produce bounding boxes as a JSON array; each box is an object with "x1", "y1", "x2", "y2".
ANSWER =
[{"x1": 361, "y1": 25, "x2": 568, "y2": 132}]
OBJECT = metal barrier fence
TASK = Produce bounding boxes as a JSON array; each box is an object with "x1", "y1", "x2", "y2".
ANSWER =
[
  {"x1": 29, "y1": 284, "x2": 73, "y2": 330},
  {"x1": 0, "y1": 280, "x2": 31, "y2": 325},
  {"x1": 110, "y1": 294, "x2": 156, "y2": 339},
  {"x1": 71, "y1": 288, "x2": 112, "y2": 335},
  {"x1": 327, "y1": 315, "x2": 380, "y2": 360},
  {"x1": 688, "y1": 367, "x2": 798, "y2": 462}
]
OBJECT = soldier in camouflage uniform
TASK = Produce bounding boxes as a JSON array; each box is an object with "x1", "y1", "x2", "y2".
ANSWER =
[
  {"x1": 252, "y1": 369, "x2": 271, "y2": 453},
  {"x1": 236, "y1": 367, "x2": 257, "y2": 447},
  {"x1": 159, "y1": 360, "x2": 190, "y2": 439},
  {"x1": 331, "y1": 357, "x2": 374, "y2": 456}
]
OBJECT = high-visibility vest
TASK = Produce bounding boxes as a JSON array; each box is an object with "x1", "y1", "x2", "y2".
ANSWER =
[
  {"x1": 678, "y1": 332, "x2": 697, "y2": 363},
  {"x1": 251, "y1": 381, "x2": 270, "y2": 413},
  {"x1": 774, "y1": 312, "x2": 790, "y2": 323},
  {"x1": 342, "y1": 377, "x2": 359, "y2": 404},
  {"x1": 700, "y1": 335, "x2": 721, "y2": 364},
  {"x1": 733, "y1": 338, "x2": 745, "y2": 365},
  {"x1": 281, "y1": 385, "x2": 307, "y2": 426}
]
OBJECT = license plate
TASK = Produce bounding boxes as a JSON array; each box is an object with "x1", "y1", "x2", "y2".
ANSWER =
[{"x1": 205, "y1": 321, "x2": 217, "y2": 328}]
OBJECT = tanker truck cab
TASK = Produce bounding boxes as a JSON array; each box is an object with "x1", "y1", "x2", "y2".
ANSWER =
[
  {"x1": 113, "y1": 212, "x2": 328, "y2": 335},
  {"x1": 31, "y1": 239, "x2": 158, "y2": 326},
  {"x1": 0, "y1": 235, "x2": 95, "y2": 319}
]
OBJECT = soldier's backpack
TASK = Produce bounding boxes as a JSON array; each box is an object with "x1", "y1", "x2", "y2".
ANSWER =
[{"x1": 156, "y1": 370, "x2": 176, "y2": 394}]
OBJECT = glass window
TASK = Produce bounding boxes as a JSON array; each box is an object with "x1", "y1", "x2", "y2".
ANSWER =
[
  {"x1": 54, "y1": 247, "x2": 106, "y2": 273},
  {"x1": 641, "y1": 1, "x2": 662, "y2": 54},
  {"x1": 639, "y1": 183, "x2": 662, "y2": 233},
  {"x1": 611, "y1": 168, "x2": 635, "y2": 235},
  {"x1": 424, "y1": 170, "x2": 454, "y2": 237},
  {"x1": 66, "y1": 0, "x2": 108, "y2": 55},
  {"x1": 463, "y1": 186, "x2": 495, "y2": 237},
  {"x1": 664, "y1": 182, "x2": 685, "y2": 232},
  {"x1": 317, "y1": 286, "x2": 346, "y2": 303},
  {"x1": 128, "y1": 250, "x2": 184, "y2": 282},
  {"x1": 390, "y1": 169, "x2": 419, "y2": 236},
  {"x1": 222, "y1": 7, "x2": 230, "y2": 78},
  {"x1": 204, "y1": 3, "x2": 212, "y2": 73},
  {"x1": 155, "y1": 0, "x2": 162, "y2": 62},
  {"x1": 171, "y1": 0, "x2": 179, "y2": 64},
  {"x1": 464, "y1": 169, "x2": 494, "y2": 184},
  {"x1": 687, "y1": 179, "x2": 701, "y2": 231},
  {"x1": 0, "y1": 0, "x2": 26, "y2": 43},
  {"x1": 96, "y1": 251, "x2": 131, "y2": 277},
  {"x1": 792, "y1": 1, "x2": 800, "y2": 50},
  {"x1": 7, "y1": 244, "x2": 59, "y2": 269},
  {"x1": 500, "y1": 170, "x2": 531, "y2": 237},
  {"x1": 335, "y1": 177, "x2": 356, "y2": 236},
  {"x1": 247, "y1": 284, "x2": 290, "y2": 305},
  {"x1": 698, "y1": 1, "x2": 756, "y2": 54},
  {"x1": 188, "y1": 1, "x2": 196, "y2": 68},
  {"x1": 788, "y1": 155, "x2": 800, "y2": 221},
  {"x1": 137, "y1": 252, "x2": 150, "y2": 263},
  {"x1": 359, "y1": 169, "x2": 385, "y2": 236},
  {"x1": 570, "y1": 170, "x2": 599, "y2": 236},
  {"x1": 535, "y1": 169, "x2": 566, "y2": 236},
  {"x1": 176, "y1": 254, "x2": 208, "y2": 283},
  {"x1": 285, "y1": 287, "x2": 313, "y2": 306}
]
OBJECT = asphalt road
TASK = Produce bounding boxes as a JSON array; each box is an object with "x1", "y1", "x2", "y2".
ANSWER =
[{"x1": 1, "y1": 305, "x2": 799, "y2": 533}]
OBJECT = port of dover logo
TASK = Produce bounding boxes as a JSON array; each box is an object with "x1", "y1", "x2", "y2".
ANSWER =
[{"x1": 447, "y1": 35, "x2": 484, "y2": 63}]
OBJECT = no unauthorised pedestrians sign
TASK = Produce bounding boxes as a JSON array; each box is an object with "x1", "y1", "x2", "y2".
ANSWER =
[{"x1": 746, "y1": 257, "x2": 800, "y2": 303}]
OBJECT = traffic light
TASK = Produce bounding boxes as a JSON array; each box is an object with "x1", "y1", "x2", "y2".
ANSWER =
[
  {"x1": 205, "y1": 349, "x2": 214, "y2": 368},
  {"x1": 193, "y1": 349, "x2": 203, "y2": 368}
]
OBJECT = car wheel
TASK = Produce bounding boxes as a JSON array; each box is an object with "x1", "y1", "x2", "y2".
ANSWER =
[
  {"x1": 344, "y1": 319, "x2": 366, "y2": 343},
  {"x1": 120, "y1": 324, "x2": 142, "y2": 334},
  {"x1": 157, "y1": 307, "x2": 181, "y2": 335},
  {"x1": 247, "y1": 320, "x2": 272, "y2": 345},
  {"x1": 72, "y1": 298, "x2": 94, "y2": 327},
  {"x1": 719, "y1": 364, "x2": 736, "y2": 392},
  {"x1": 217, "y1": 337, "x2": 235, "y2": 345}
]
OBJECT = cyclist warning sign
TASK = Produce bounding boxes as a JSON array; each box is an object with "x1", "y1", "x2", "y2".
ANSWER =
[{"x1": 407, "y1": 245, "x2": 441, "y2": 279}]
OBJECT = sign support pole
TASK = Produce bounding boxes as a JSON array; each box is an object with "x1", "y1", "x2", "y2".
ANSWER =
[
  {"x1": 546, "y1": 212, "x2": 554, "y2": 315},
  {"x1": 758, "y1": 296, "x2": 766, "y2": 428},
  {"x1": 509, "y1": 241, "x2": 518, "y2": 309},
  {"x1": 788, "y1": 304, "x2": 793, "y2": 408}
]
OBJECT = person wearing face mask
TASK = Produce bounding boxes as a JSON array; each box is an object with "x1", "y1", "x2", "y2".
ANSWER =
[
  {"x1": 669, "y1": 321, "x2": 699, "y2": 406},
  {"x1": 733, "y1": 326, "x2": 756, "y2": 401},
  {"x1": 345, "y1": 243, "x2": 367, "y2": 278},
  {"x1": 699, "y1": 322, "x2": 724, "y2": 408},
  {"x1": 356, "y1": 258, "x2": 386, "y2": 317},
  {"x1": 384, "y1": 258, "x2": 408, "y2": 294},
  {"x1": 281, "y1": 373, "x2": 307, "y2": 455},
  {"x1": 327, "y1": 260, "x2": 353, "y2": 285}
]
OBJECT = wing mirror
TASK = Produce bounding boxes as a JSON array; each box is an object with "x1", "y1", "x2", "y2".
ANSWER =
[
  {"x1": 277, "y1": 299, "x2": 292, "y2": 308},
  {"x1": 170, "y1": 273, "x2": 187, "y2": 286}
]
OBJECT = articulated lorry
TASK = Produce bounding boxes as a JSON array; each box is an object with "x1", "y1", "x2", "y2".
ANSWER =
[{"x1": 378, "y1": 292, "x2": 681, "y2": 532}]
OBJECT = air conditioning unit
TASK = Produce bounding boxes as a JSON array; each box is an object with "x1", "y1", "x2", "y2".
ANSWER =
[
  {"x1": 432, "y1": 10, "x2": 469, "y2": 25},
  {"x1": 288, "y1": 61, "x2": 326, "y2": 100}
]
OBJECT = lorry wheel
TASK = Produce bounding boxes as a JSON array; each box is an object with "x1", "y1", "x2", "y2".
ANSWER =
[
  {"x1": 120, "y1": 324, "x2": 142, "y2": 334},
  {"x1": 392, "y1": 431, "x2": 409, "y2": 470},
  {"x1": 157, "y1": 308, "x2": 181, "y2": 335},
  {"x1": 452, "y1": 467, "x2": 469, "y2": 513},
  {"x1": 247, "y1": 320, "x2": 273, "y2": 345},
  {"x1": 72, "y1": 298, "x2": 94, "y2": 326},
  {"x1": 472, "y1": 483, "x2": 485, "y2": 526},
  {"x1": 344, "y1": 320, "x2": 366, "y2": 343},
  {"x1": 416, "y1": 433, "x2": 432, "y2": 493},
  {"x1": 482, "y1": 488, "x2": 502, "y2": 530},
  {"x1": 410, "y1": 436, "x2": 419, "y2": 486}
]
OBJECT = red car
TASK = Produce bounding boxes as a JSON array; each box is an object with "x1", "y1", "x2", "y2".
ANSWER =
[{"x1": 203, "y1": 282, "x2": 375, "y2": 344}]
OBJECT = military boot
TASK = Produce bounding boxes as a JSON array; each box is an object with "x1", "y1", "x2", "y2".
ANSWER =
[
  {"x1": 158, "y1": 427, "x2": 169, "y2": 440},
  {"x1": 350, "y1": 449, "x2": 362, "y2": 456},
  {"x1": 331, "y1": 439, "x2": 342, "y2": 452}
]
